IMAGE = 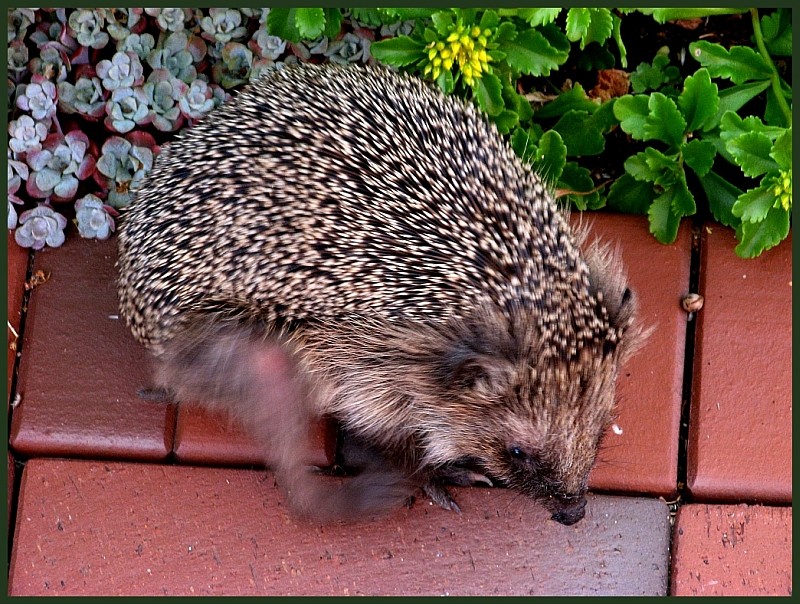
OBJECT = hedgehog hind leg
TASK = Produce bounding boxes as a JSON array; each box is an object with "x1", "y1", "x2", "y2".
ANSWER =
[{"x1": 154, "y1": 313, "x2": 417, "y2": 521}]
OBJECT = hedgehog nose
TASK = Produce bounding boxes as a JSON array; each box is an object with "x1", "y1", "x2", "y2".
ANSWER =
[{"x1": 549, "y1": 495, "x2": 587, "y2": 526}]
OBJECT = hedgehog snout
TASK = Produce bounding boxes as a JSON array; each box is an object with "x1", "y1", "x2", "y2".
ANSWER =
[{"x1": 547, "y1": 492, "x2": 587, "y2": 526}]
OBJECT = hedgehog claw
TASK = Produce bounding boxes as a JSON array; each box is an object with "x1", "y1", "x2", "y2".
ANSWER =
[
  {"x1": 422, "y1": 482, "x2": 462, "y2": 513},
  {"x1": 436, "y1": 465, "x2": 494, "y2": 488},
  {"x1": 137, "y1": 386, "x2": 175, "y2": 403}
]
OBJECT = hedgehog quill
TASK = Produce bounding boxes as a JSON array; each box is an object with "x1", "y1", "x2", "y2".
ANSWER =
[{"x1": 117, "y1": 64, "x2": 643, "y2": 526}]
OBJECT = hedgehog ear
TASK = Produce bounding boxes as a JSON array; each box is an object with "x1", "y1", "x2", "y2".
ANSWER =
[{"x1": 436, "y1": 342, "x2": 514, "y2": 394}]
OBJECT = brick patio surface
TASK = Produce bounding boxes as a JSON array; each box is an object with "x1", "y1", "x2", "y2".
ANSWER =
[{"x1": 5, "y1": 214, "x2": 792, "y2": 595}]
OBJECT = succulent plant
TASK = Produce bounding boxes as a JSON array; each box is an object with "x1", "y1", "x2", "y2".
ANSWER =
[
  {"x1": 14, "y1": 205, "x2": 68, "y2": 249},
  {"x1": 104, "y1": 86, "x2": 152, "y2": 133},
  {"x1": 8, "y1": 149, "x2": 28, "y2": 230},
  {"x1": 145, "y1": 8, "x2": 192, "y2": 33},
  {"x1": 57, "y1": 66, "x2": 106, "y2": 120},
  {"x1": 94, "y1": 133, "x2": 157, "y2": 208},
  {"x1": 289, "y1": 36, "x2": 331, "y2": 62},
  {"x1": 66, "y1": 8, "x2": 110, "y2": 50},
  {"x1": 116, "y1": 32, "x2": 156, "y2": 61},
  {"x1": 28, "y1": 17, "x2": 79, "y2": 63},
  {"x1": 16, "y1": 76, "x2": 58, "y2": 123},
  {"x1": 28, "y1": 45, "x2": 70, "y2": 83},
  {"x1": 74, "y1": 193, "x2": 117, "y2": 240},
  {"x1": 96, "y1": 51, "x2": 144, "y2": 91},
  {"x1": 200, "y1": 8, "x2": 248, "y2": 44},
  {"x1": 178, "y1": 78, "x2": 226, "y2": 121},
  {"x1": 105, "y1": 8, "x2": 145, "y2": 41},
  {"x1": 25, "y1": 130, "x2": 96, "y2": 201},
  {"x1": 8, "y1": 115, "x2": 50, "y2": 156},
  {"x1": 250, "y1": 29, "x2": 287, "y2": 62},
  {"x1": 143, "y1": 69, "x2": 187, "y2": 132},
  {"x1": 380, "y1": 20, "x2": 416, "y2": 38},
  {"x1": 211, "y1": 42, "x2": 253, "y2": 88},
  {"x1": 8, "y1": 199, "x2": 21, "y2": 230},
  {"x1": 147, "y1": 31, "x2": 207, "y2": 83},
  {"x1": 7, "y1": 40, "x2": 30, "y2": 82},
  {"x1": 325, "y1": 32, "x2": 372, "y2": 65},
  {"x1": 8, "y1": 8, "x2": 36, "y2": 42}
]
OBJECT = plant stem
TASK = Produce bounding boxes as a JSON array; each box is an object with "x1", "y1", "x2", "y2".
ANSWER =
[{"x1": 750, "y1": 8, "x2": 792, "y2": 127}]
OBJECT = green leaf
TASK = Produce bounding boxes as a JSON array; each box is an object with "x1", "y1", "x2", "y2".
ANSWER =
[
  {"x1": 611, "y1": 14, "x2": 627, "y2": 68},
  {"x1": 559, "y1": 162, "x2": 599, "y2": 210},
  {"x1": 607, "y1": 173, "x2": 656, "y2": 214},
  {"x1": 625, "y1": 152, "x2": 657, "y2": 183},
  {"x1": 322, "y1": 8, "x2": 342, "y2": 38},
  {"x1": 370, "y1": 36, "x2": 425, "y2": 67},
  {"x1": 453, "y1": 8, "x2": 478, "y2": 25},
  {"x1": 516, "y1": 8, "x2": 561, "y2": 27},
  {"x1": 267, "y1": 8, "x2": 299, "y2": 42},
  {"x1": 491, "y1": 109, "x2": 519, "y2": 135},
  {"x1": 565, "y1": 8, "x2": 591, "y2": 43},
  {"x1": 643, "y1": 93, "x2": 686, "y2": 148},
  {"x1": 770, "y1": 129, "x2": 792, "y2": 169},
  {"x1": 431, "y1": 11, "x2": 454, "y2": 36},
  {"x1": 764, "y1": 85, "x2": 792, "y2": 128},
  {"x1": 648, "y1": 191, "x2": 682, "y2": 243},
  {"x1": 498, "y1": 28, "x2": 569, "y2": 77},
  {"x1": 625, "y1": 147, "x2": 680, "y2": 187},
  {"x1": 761, "y1": 9, "x2": 792, "y2": 57},
  {"x1": 689, "y1": 41, "x2": 773, "y2": 85},
  {"x1": 735, "y1": 205, "x2": 790, "y2": 258},
  {"x1": 479, "y1": 10, "x2": 499, "y2": 31},
  {"x1": 679, "y1": 69, "x2": 719, "y2": 132},
  {"x1": 582, "y1": 8, "x2": 614, "y2": 49},
  {"x1": 629, "y1": 52, "x2": 680, "y2": 94},
  {"x1": 590, "y1": 99, "x2": 619, "y2": 134},
  {"x1": 435, "y1": 69, "x2": 454, "y2": 95},
  {"x1": 682, "y1": 139, "x2": 717, "y2": 177},
  {"x1": 552, "y1": 110, "x2": 605, "y2": 157},
  {"x1": 732, "y1": 183, "x2": 778, "y2": 222},
  {"x1": 294, "y1": 8, "x2": 325, "y2": 40},
  {"x1": 381, "y1": 8, "x2": 438, "y2": 21},
  {"x1": 613, "y1": 95, "x2": 650, "y2": 140},
  {"x1": 474, "y1": 72, "x2": 504, "y2": 116},
  {"x1": 350, "y1": 8, "x2": 384, "y2": 27},
  {"x1": 510, "y1": 125, "x2": 544, "y2": 164},
  {"x1": 706, "y1": 81, "x2": 771, "y2": 131},
  {"x1": 726, "y1": 132, "x2": 779, "y2": 178},
  {"x1": 531, "y1": 129, "x2": 567, "y2": 183},
  {"x1": 534, "y1": 83, "x2": 599, "y2": 119},
  {"x1": 698, "y1": 170, "x2": 743, "y2": 228},
  {"x1": 670, "y1": 177, "x2": 697, "y2": 216},
  {"x1": 495, "y1": 21, "x2": 517, "y2": 43},
  {"x1": 719, "y1": 111, "x2": 785, "y2": 144}
]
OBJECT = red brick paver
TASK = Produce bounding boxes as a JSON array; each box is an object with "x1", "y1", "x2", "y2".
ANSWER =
[
  {"x1": 6, "y1": 216, "x2": 791, "y2": 596},
  {"x1": 10, "y1": 236, "x2": 175, "y2": 461},
  {"x1": 579, "y1": 214, "x2": 690, "y2": 497},
  {"x1": 9, "y1": 458, "x2": 670, "y2": 596},
  {"x1": 670, "y1": 503, "x2": 792, "y2": 595},
  {"x1": 688, "y1": 226, "x2": 792, "y2": 502}
]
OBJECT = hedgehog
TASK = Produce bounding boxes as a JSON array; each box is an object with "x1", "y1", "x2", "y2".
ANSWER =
[{"x1": 117, "y1": 63, "x2": 643, "y2": 526}]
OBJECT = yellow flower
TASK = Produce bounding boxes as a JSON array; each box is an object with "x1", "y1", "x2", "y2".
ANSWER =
[
  {"x1": 422, "y1": 18, "x2": 494, "y2": 87},
  {"x1": 772, "y1": 169, "x2": 792, "y2": 212}
]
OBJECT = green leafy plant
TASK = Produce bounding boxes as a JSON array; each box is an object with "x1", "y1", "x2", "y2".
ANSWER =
[
  {"x1": 609, "y1": 8, "x2": 791, "y2": 257},
  {"x1": 7, "y1": 7, "x2": 791, "y2": 257},
  {"x1": 371, "y1": 8, "x2": 576, "y2": 134}
]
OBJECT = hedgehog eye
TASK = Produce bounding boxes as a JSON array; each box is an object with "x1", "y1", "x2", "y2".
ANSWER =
[{"x1": 508, "y1": 446, "x2": 529, "y2": 462}]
